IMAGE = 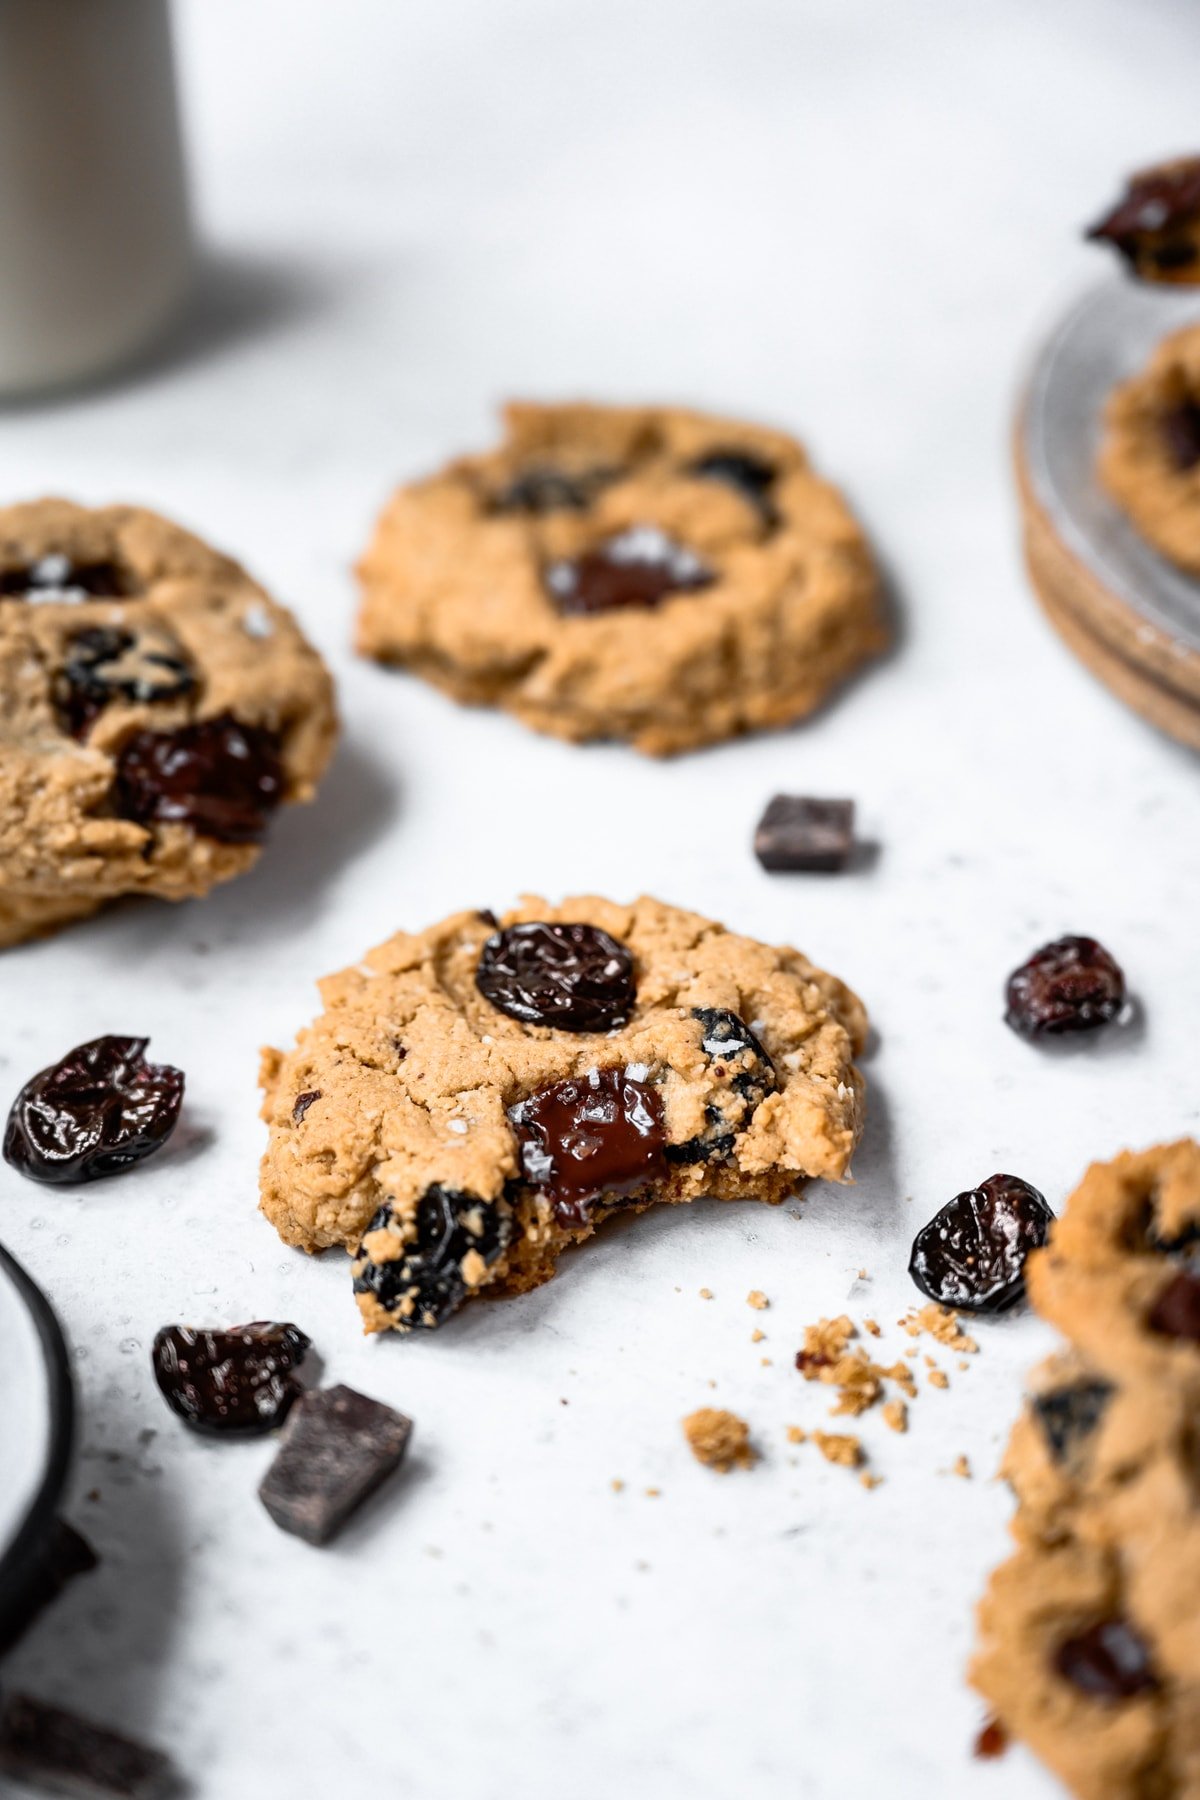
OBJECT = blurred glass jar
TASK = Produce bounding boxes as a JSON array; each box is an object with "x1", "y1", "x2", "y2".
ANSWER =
[{"x1": 0, "y1": 0, "x2": 192, "y2": 396}]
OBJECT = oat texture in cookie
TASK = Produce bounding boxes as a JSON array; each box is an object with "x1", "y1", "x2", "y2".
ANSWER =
[
  {"x1": 0, "y1": 499, "x2": 337, "y2": 946},
  {"x1": 356, "y1": 402, "x2": 886, "y2": 755},
  {"x1": 1098, "y1": 324, "x2": 1200, "y2": 574},
  {"x1": 259, "y1": 895, "x2": 867, "y2": 1334}
]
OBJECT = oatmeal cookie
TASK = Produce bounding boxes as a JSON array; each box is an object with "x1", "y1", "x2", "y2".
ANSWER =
[
  {"x1": 356, "y1": 402, "x2": 886, "y2": 755},
  {"x1": 0, "y1": 499, "x2": 337, "y2": 946},
  {"x1": 1098, "y1": 324, "x2": 1200, "y2": 574},
  {"x1": 258, "y1": 895, "x2": 867, "y2": 1333}
]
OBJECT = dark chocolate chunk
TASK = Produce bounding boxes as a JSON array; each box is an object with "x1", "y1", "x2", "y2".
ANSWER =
[
  {"x1": 544, "y1": 525, "x2": 714, "y2": 616},
  {"x1": 292, "y1": 1090, "x2": 322, "y2": 1123},
  {"x1": 475, "y1": 920, "x2": 635, "y2": 1032},
  {"x1": 114, "y1": 714, "x2": 284, "y2": 845},
  {"x1": 352, "y1": 1186, "x2": 511, "y2": 1330},
  {"x1": 1161, "y1": 398, "x2": 1200, "y2": 472},
  {"x1": 3, "y1": 1035, "x2": 184, "y2": 1186},
  {"x1": 491, "y1": 465, "x2": 616, "y2": 514},
  {"x1": 1004, "y1": 936, "x2": 1126, "y2": 1039},
  {"x1": 55, "y1": 626, "x2": 195, "y2": 739},
  {"x1": 1086, "y1": 158, "x2": 1200, "y2": 278},
  {"x1": 1054, "y1": 1618, "x2": 1157, "y2": 1699},
  {"x1": 687, "y1": 449, "x2": 779, "y2": 525},
  {"x1": 259, "y1": 1383, "x2": 413, "y2": 1545},
  {"x1": 908, "y1": 1174, "x2": 1053, "y2": 1312},
  {"x1": 0, "y1": 554, "x2": 135, "y2": 603},
  {"x1": 753, "y1": 795, "x2": 857, "y2": 873},
  {"x1": 0, "y1": 1691, "x2": 175, "y2": 1799},
  {"x1": 666, "y1": 1008, "x2": 777, "y2": 1164},
  {"x1": 1147, "y1": 1269, "x2": 1200, "y2": 1342},
  {"x1": 509, "y1": 1066, "x2": 667, "y2": 1227},
  {"x1": 151, "y1": 1322, "x2": 310, "y2": 1435},
  {"x1": 1032, "y1": 1378, "x2": 1114, "y2": 1465}
]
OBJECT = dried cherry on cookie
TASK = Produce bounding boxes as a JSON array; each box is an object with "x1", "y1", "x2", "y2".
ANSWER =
[
  {"x1": 3, "y1": 1035, "x2": 184, "y2": 1185},
  {"x1": 544, "y1": 526, "x2": 715, "y2": 616},
  {"x1": 908, "y1": 1174, "x2": 1053, "y2": 1312},
  {"x1": 1032, "y1": 1379, "x2": 1114, "y2": 1466},
  {"x1": 151, "y1": 1322, "x2": 310, "y2": 1435},
  {"x1": 55, "y1": 626, "x2": 195, "y2": 738},
  {"x1": 509, "y1": 1067, "x2": 667, "y2": 1227},
  {"x1": 687, "y1": 449, "x2": 779, "y2": 524},
  {"x1": 1004, "y1": 936, "x2": 1126, "y2": 1039},
  {"x1": 114, "y1": 713, "x2": 284, "y2": 844},
  {"x1": 1161, "y1": 397, "x2": 1200, "y2": 472},
  {"x1": 352, "y1": 1186, "x2": 510, "y2": 1330},
  {"x1": 1147, "y1": 1270, "x2": 1200, "y2": 1342},
  {"x1": 475, "y1": 921, "x2": 635, "y2": 1032},
  {"x1": 666, "y1": 1008, "x2": 777, "y2": 1165},
  {"x1": 0, "y1": 553, "x2": 135, "y2": 601},
  {"x1": 1054, "y1": 1619, "x2": 1157, "y2": 1699}
]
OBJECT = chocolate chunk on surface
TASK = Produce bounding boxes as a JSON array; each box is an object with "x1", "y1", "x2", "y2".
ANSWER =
[
  {"x1": 0, "y1": 1692, "x2": 175, "y2": 1799},
  {"x1": 475, "y1": 920, "x2": 635, "y2": 1032},
  {"x1": 908, "y1": 1174, "x2": 1053, "y2": 1312},
  {"x1": 259, "y1": 1383, "x2": 413, "y2": 1545},
  {"x1": 753, "y1": 795, "x2": 857, "y2": 872},
  {"x1": 3, "y1": 1035, "x2": 183, "y2": 1186},
  {"x1": 509, "y1": 1066, "x2": 668, "y2": 1227}
]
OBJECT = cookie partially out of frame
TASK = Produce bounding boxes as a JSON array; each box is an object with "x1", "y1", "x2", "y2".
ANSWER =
[
  {"x1": 0, "y1": 500, "x2": 337, "y2": 947},
  {"x1": 356, "y1": 402, "x2": 886, "y2": 755},
  {"x1": 1098, "y1": 323, "x2": 1200, "y2": 575},
  {"x1": 259, "y1": 894, "x2": 867, "y2": 1334}
]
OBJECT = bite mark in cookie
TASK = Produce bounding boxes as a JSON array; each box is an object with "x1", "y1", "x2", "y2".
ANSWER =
[{"x1": 259, "y1": 895, "x2": 868, "y2": 1334}]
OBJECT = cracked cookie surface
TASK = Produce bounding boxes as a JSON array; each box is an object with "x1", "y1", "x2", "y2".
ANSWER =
[
  {"x1": 356, "y1": 402, "x2": 886, "y2": 755},
  {"x1": 0, "y1": 499, "x2": 337, "y2": 947},
  {"x1": 258, "y1": 894, "x2": 867, "y2": 1333}
]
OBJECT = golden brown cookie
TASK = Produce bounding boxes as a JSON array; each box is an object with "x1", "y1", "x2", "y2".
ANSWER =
[
  {"x1": 356, "y1": 402, "x2": 886, "y2": 756},
  {"x1": 258, "y1": 894, "x2": 868, "y2": 1333},
  {"x1": 0, "y1": 500, "x2": 337, "y2": 947},
  {"x1": 1098, "y1": 322, "x2": 1200, "y2": 575}
]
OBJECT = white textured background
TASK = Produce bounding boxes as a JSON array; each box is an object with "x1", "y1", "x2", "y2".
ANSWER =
[{"x1": 3, "y1": 2, "x2": 1200, "y2": 1795}]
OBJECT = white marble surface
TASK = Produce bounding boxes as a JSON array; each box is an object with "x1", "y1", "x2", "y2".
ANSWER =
[{"x1": 3, "y1": 2, "x2": 1200, "y2": 1795}]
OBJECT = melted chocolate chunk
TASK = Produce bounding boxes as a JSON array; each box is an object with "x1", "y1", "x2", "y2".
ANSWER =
[
  {"x1": 292, "y1": 1089, "x2": 322, "y2": 1123},
  {"x1": 688, "y1": 449, "x2": 779, "y2": 524},
  {"x1": 259, "y1": 1384, "x2": 413, "y2": 1545},
  {"x1": 908, "y1": 1174, "x2": 1053, "y2": 1312},
  {"x1": 1032, "y1": 1378, "x2": 1114, "y2": 1465},
  {"x1": 114, "y1": 713, "x2": 284, "y2": 844},
  {"x1": 544, "y1": 525, "x2": 715, "y2": 616},
  {"x1": 476, "y1": 921, "x2": 635, "y2": 1032},
  {"x1": 1087, "y1": 159, "x2": 1200, "y2": 276},
  {"x1": 492, "y1": 465, "x2": 616, "y2": 514},
  {"x1": 510, "y1": 1067, "x2": 667, "y2": 1227},
  {"x1": 151, "y1": 1322, "x2": 310, "y2": 1435},
  {"x1": 353, "y1": 1187, "x2": 510, "y2": 1330},
  {"x1": 1054, "y1": 1618, "x2": 1157, "y2": 1699},
  {"x1": 1162, "y1": 398, "x2": 1200, "y2": 472},
  {"x1": 666, "y1": 1008, "x2": 777, "y2": 1165},
  {"x1": 3, "y1": 1035, "x2": 184, "y2": 1186},
  {"x1": 0, "y1": 553, "x2": 135, "y2": 602},
  {"x1": 1147, "y1": 1269, "x2": 1200, "y2": 1341},
  {"x1": 1004, "y1": 936, "x2": 1126, "y2": 1039},
  {"x1": 55, "y1": 625, "x2": 195, "y2": 738}
]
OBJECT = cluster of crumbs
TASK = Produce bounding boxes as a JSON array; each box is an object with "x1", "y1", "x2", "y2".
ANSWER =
[{"x1": 682, "y1": 1408, "x2": 757, "y2": 1472}]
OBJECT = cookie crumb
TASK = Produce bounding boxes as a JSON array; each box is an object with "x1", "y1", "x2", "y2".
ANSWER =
[
  {"x1": 952, "y1": 1454, "x2": 971, "y2": 1479},
  {"x1": 747, "y1": 1290, "x2": 769, "y2": 1310},
  {"x1": 901, "y1": 1303, "x2": 979, "y2": 1354},
  {"x1": 682, "y1": 1408, "x2": 756, "y2": 1472},
  {"x1": 860, "y1": 1471, "x2": 883, "y2": 1490},
  {"x1": 751, "y1": 1328, "x2": 766, "y2": 1343},
  {"x1": 857, "y1": 1268, "x2": 869, "y2": 1280},
  {"x1": 645, "y1": 1487, "x2": 661, "y2": 1498},
  {"x1": 882, "y1": 1399, "x2": 908, "y2": 1434},
  {"x1": 864, "y1": 1318, "x2": 881, "y2": 1337},
  {"x1": 698, "y1": 1287, "x2": 714, "y2": 1300},
  {"x1": 795, "y1": 1314, "x2": 856, "y2": 1373},
  {"x1": 611, "y1": 1479, "x2": 624, "y2": 1493},
  {"x1": 929, "y1": 1369, "x2": 949, "y2": 1390},
  {"x1": 785, "y1": 1425, "x2": 806, "y2": 1444},
  {"x1": 812, "y1": 1430, "x2": 864, "y2": 1468}
]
